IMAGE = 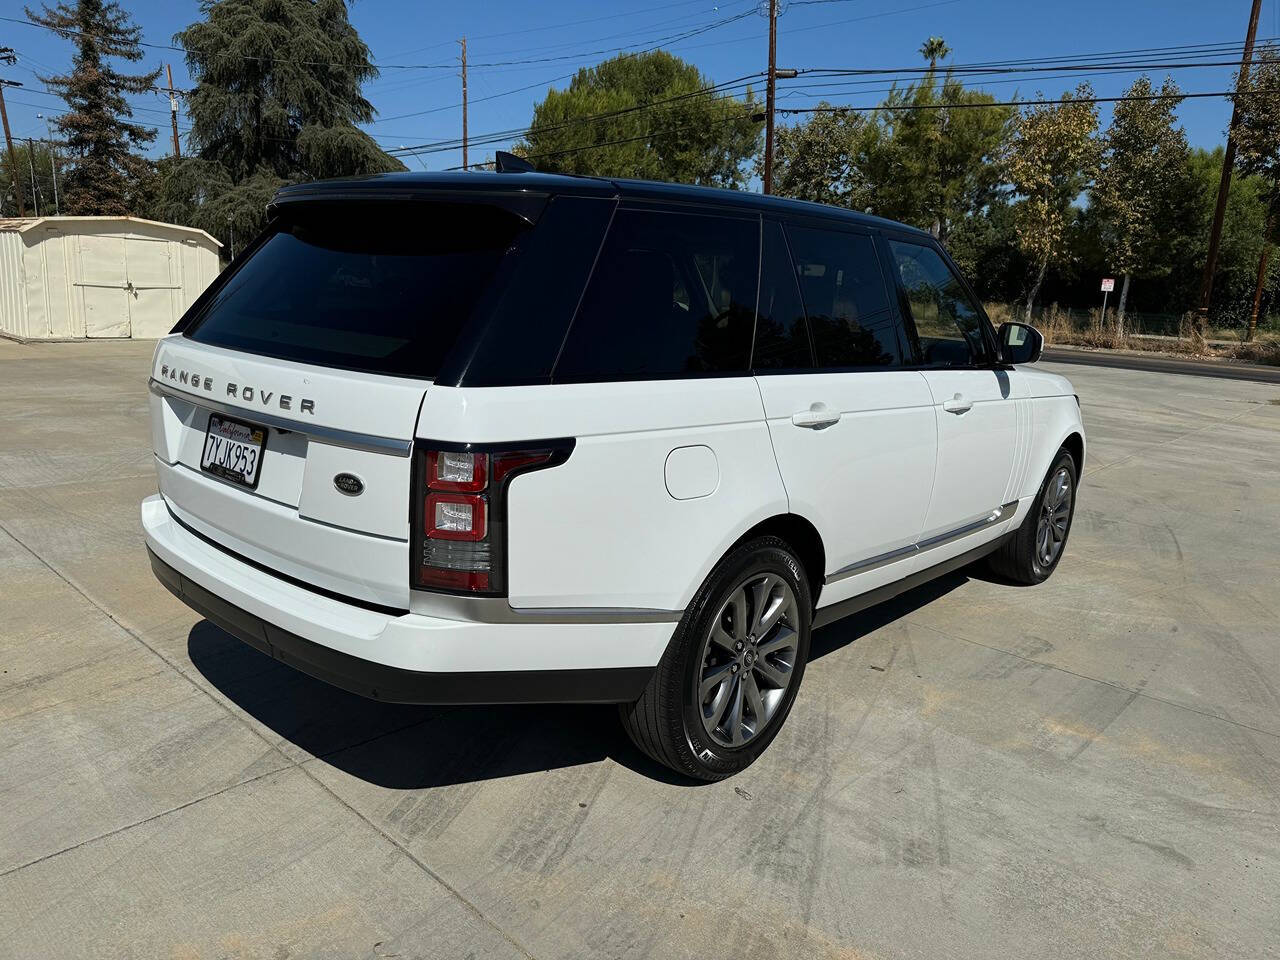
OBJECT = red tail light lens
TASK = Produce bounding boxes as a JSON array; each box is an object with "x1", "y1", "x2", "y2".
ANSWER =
[{"x1": 412, "y1": 440, "x2": 573, "y2": 595}]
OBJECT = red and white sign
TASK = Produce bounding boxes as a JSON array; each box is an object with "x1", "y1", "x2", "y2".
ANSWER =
[{"x1": 1100, "y1": 277, "x2": 1115, "y2": 292}]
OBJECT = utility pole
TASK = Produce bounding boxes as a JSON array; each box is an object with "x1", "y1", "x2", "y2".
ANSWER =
[
  {"x1": 26, "y1": 136, "x2": 38, "y2": 216},
  {"x1": 460, "y1": 37, "x2": 468, "y2": 171},
  {"x1": 1196, "y1": 0, "x2": 1262, "y2": 331},
  {"x1": 0, "y1": 66, "x2": 26, "y2": 216},
  {"x1": 166, "y1": 63, "x2": 181, "y2": 157},
  {"x1": 763, "y1": 0, "x2": 778, "y2": 194}
]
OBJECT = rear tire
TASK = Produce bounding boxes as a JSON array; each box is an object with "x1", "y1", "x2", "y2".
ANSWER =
[
  {"x1": 619, "y1": 536, "x2": 811, "y2": 781},
  {"x1": 988, "y1": 447, "x2": 1078, "y2": 585}
]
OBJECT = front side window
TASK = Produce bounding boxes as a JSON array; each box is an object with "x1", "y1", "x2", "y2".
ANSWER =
[
  {"x1": 786, "y1": 225, "x2": 902, "y2": 369},
  {"x1": 553, "y1": 208, "x2": 758, "y2": 381},
  {"x1": 887, "y1": 239, "x2": 988, "y2": 367}
]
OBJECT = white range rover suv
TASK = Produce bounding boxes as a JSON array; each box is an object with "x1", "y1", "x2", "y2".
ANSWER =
[{"x1": 143, "y1": 170, "x2": 1084, "y2": 780}]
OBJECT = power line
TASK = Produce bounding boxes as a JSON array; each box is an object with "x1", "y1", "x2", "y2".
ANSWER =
[
  {"x1": 775, "y1": 86, "x2": 1280, "y2": 116},
  {"x1": 385, "y1": 72, "x2": 764, "y2": 156}
]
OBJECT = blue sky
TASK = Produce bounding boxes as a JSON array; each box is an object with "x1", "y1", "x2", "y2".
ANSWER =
[{"x1": 3, "y1": 0, "x2": 1278, "y2": 172}]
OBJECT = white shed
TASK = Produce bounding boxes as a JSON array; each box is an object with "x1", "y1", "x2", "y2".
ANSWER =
[{"x1": 0, "y1": 216, "x2": 222, "y2": 340}]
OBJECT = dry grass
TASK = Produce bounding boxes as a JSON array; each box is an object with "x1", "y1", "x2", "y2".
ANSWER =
[
  {"x1": 1228, "y1": 339, "x2": 1280, "y2": 366},
  {"x1": 985, "y1": 303, "x2": 1280, "y2": 363}
]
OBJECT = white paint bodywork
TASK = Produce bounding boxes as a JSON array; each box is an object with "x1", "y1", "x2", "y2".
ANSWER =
[
  {"x1": 143, "y1": 321, "x2": 1084, "y2": 676},
  {"x1": 0, "y1": 216, "x2": 221, "y2": 340}
]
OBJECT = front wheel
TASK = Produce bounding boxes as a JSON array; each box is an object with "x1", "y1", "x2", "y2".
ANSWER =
[
  {"x1": 988, "y1": 447, "x2": 1078, "y2": 584},
  {"x1": 619, "y1": 536, "x2": 811, "y2": 781}
]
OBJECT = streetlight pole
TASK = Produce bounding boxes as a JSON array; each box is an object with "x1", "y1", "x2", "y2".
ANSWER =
[{"x1": 36, "y1": 113, "x2": 58, "y2": 214}]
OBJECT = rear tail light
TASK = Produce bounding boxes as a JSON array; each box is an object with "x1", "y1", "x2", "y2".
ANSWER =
[{"x1": 411, "y1": 441, "x2": 573, "y2": 595}]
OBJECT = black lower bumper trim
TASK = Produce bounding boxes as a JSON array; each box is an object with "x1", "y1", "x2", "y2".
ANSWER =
[{"x1": 148, "y1": 548, "x2": 653, "y2": 705}]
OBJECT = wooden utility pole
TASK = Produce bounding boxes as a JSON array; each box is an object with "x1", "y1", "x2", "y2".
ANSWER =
[
  {"x1": 763, "y1": 0, "x2": 778, "y2": 195},
  {"x1": 460, "y1": 37, "x2": 468, "y2": 171},
  {"x1": 0, "y1": 75, "x2": 27, "y2": 216},
  {"x1": 166, "y1": 64, "x2": 181, "y2": 157},
  {"x1": 1196, "y1": 0, "x2": 1262, "y2": 330}
]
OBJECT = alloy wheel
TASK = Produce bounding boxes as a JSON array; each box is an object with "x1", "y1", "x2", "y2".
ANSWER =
[
  {"x1": 695, "y1": 573, "x2": 800, "y2": 748},
  {"x1": 1036, "y1": 466, "x2": 1073, "y2": 568}
]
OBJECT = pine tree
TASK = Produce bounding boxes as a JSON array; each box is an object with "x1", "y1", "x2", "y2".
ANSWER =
[
  {"x1": 25, "y1": 0, "x2": 160, "y2": 215},
  {"x1": 155, "y1": 0, "x2": 403, "y2": 250}
]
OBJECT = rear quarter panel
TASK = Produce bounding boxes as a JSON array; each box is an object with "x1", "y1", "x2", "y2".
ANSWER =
[{"x1": 417, "y1": 378, "x2": 787, "y2": 611}]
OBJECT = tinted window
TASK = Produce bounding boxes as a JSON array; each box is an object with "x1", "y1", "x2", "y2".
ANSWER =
[
  {"x1": 753, "y1": 221, "x2": 813, "y2": 370},
  {"x1": 786, "y1": 226, "x2": 901, "y2": 369},
  {"x1": 554, "y1": 208, "x2": 758, "y2": 380},
  {"x1": 887, "y1": 239, "x2": 987, "y2": 367},
  {"x1": 188, "y1": 203, "x2": 527, "y2": 378}
]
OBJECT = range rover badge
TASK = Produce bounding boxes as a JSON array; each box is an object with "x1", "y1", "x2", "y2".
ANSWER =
[{"x1": 333, "y1": 473, "x2": 364, "y2": 496}]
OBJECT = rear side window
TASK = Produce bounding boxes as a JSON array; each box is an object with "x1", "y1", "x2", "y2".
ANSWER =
[
  {"x1": 786, "y1": 225, "x2": 902, "y2": 369},
  {"x1": 753, "y1": 221, "x2": 813, "y2": 370},
  {"x1": 887, "y1": 239, "x2": 988, "y2": 367},
  {"x1": 553, "y1": 208, "x2": 758, "y2": 381},
  {"x1": 187, "y1": 203, "x2": 528, "y2": 379}
]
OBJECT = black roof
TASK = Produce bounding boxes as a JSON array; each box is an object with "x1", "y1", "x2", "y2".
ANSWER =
[{"x1": 271, "y1": 170, "x2": 930, "y2": 237}]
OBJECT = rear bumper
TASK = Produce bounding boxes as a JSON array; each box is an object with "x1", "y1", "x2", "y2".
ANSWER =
[{"x1": 141, "y1": 494, "x2": 660, "y2": 704}]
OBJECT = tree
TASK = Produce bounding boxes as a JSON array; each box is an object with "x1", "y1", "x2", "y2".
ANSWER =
[
  {"x1": 1005, "y1": 84, "x2": 1100, "y2": 319},
  {"x1": 0, "y1": 139, "x2": 60, "y2": 216},
  {"x1": 155, "y1": 0, "x2": 404, "y2": 250},
  {"x1": 519, "y1": 51, "x2": 762, "y2": 187},
  {"x1": 24, "y1": 0, "x2": 159, "y2": 215},
  {"x1": 862, "y1": 72, "x2": 1013, "y2": 242},
  {"x1": 1091, "y1": 76, "x2": 1189, "y2": 329},
  {"x1": 1230, "y1": 41, "x2": 1280, "y2": 339},
  {"x1": 920, "y1": 36, "x2": 950, "y2": 71},
  {"x1": 768, "y1": 105, "x2": 872, "y2": 208}
]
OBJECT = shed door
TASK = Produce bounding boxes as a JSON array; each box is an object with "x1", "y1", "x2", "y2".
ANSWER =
[
  {"x1": 125, "y1": 237, "x2": 181, "y2": 338},
  {"x1": 75, "y1": 234, "x2": 130, "y2": 338}
]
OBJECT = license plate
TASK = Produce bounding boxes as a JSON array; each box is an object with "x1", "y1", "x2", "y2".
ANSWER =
[{"x1": 201, "y1": 414, "x2": 267, "y2": 490}]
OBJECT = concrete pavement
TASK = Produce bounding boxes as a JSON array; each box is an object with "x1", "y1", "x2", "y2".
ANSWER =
[{"x1": 1, "y1": 338, "x2": 1278, "y2": 959}]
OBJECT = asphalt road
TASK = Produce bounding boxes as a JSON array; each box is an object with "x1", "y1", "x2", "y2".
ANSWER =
[
  {"x1": 1, "y1": 340, "x2": 1278, "y2": 960},
  {"x1": 1043, "y1": 345, "x2": 1280, "y2": 383}
]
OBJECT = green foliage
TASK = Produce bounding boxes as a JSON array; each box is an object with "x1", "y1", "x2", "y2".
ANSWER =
[
  {"x1": 1092, "y1": 77, "x2": 1191, "y2": 284},
  {"x1": 865, "y1": 73, "x2": 1014, "y2": 240},
  {"x1": 24, "y1": 0, "x2": 160, "y2": 215},
  {"x1": 770, "y1": 73, "x2": 1012, "y2": 245},
  {"x1": 1233, "y1": 41, "x2": 1280, "y2": 230},
  {"x1": 1005, "y1": 84, "x2": 1100, "y2": 313},
  {"x1": 768, "y1": 105, "x2": 871, "y2": 208},
  {"x1": 151, "y1": 0, "x2": 404, "y2": 250},
  {"x1": 0, "y1": 139, "x2": 62, "y2": 217},
  {"x1": 519, "y1": 51, "x2": 762, "y2": 187}
]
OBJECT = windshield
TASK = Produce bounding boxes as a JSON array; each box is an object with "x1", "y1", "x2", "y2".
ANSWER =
[{"x1": 186, "y1": 203, "x2": 529, "y2": 379}]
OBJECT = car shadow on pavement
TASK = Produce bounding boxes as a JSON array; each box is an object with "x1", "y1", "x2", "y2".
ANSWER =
[
  {"x1": 186, "y1": 620, "x2": 684, "y2": 788},
  {"x1": 187, "y1": 569, "x2": 975, "y2": 789}
]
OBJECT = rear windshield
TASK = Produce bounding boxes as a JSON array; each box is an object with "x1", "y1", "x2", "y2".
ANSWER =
[{"x1": 186, "y1": 203, "x2": 529, "y2": 379}]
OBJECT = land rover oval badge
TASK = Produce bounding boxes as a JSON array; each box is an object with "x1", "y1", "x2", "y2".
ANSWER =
[{"x1": 333, "y1": 473, "x2": 364, "y2": 496}]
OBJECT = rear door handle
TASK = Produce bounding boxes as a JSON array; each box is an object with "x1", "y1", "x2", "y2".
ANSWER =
[
  {"x1": 791, "y1": 404, "x2": 841, "y2": 430},
  {"x1": 942, "y1": 393, "x2": 973, "y2": 415}
]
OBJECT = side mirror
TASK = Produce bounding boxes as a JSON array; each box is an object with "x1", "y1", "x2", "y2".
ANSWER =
[{"x1": 998, "y1": 321, "x2": 1043, "y2": 365}]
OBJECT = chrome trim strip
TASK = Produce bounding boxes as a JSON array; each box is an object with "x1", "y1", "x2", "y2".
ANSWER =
[
  {"x1": 149, "y1": 379, "x2": 413, "y2": 457},
  {"x1": 825, "y1": 500, "x2": 1020, "y2": 585},
  {"x1": 410, "y1": 591, "x2": 683, "y2": 624}
]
